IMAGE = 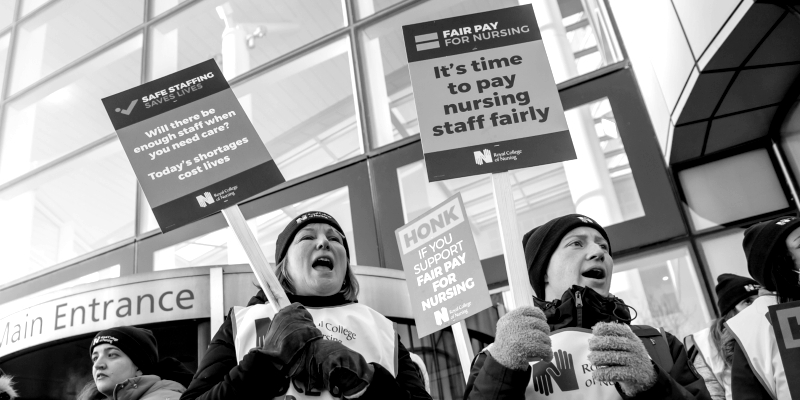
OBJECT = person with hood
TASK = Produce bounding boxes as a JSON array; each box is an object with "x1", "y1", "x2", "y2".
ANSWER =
[
  {"x1": 181, "y1": 211, "x2": 430, "y2": 400},
  {"x1": 727, "y1": 215, "x2": 800, "y2": 400},
  {"x1": 464, "y1": 214, "x2": 710, "y2": 400},
  {"x1": 684, "y1": 274, "x2": 763, "y2": 400},
  {"x1": 0, "y1": 368, "x2": 19, "y2": 400},
  {"x1": 77, "y1": 326, "x2": 192, "y2": 400}
]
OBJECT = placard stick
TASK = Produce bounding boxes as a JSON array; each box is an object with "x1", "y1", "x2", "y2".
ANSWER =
[
  {"x1": 491, "y1": 172, "x2": 535, "y2": 310},
  {"x1": 452, "y1": 321, "x2": 475, "y2": 382},
  {"x1": 222, "y1": 205, "x2": 291, "y2": 310}
]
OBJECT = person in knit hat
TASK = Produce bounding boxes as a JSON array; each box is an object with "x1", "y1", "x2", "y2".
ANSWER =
[
  {"x1": 726, "y1": 215, "x2": 800, "y2": 399},
  {"x1": 464, "y1": 214, "x2": 710, "y2": 400},
  {"x1": 77, "y1": 326, "x2": 190, "y2": 400},
  {"x1": 685, "y1": 274, "x2": 763, "y2": 400},
  {"x1": 182, "y1": 211, "x2": 430, "y2": 400}
]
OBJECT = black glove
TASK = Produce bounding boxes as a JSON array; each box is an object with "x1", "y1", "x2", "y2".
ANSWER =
[
  {"x1": 292, "y1": 339, "x2": 375, "y2": 398},
  {"x1": 257, "y1": 303, "x2": 323, "y2": 370}
]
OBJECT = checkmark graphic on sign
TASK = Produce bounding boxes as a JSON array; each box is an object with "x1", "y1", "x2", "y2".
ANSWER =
[{"x1": 115, "y1": 99, "x2": 138, "y2": 115}]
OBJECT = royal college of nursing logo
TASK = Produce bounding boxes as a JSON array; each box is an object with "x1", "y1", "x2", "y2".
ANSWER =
[
  {"x1": 91, "y1": 335, "x2": 118, "y2": 347},
  {"x1": 577, "y1": 216, "x2": 594, "y2": 224},
  {"x1": 433, "y1": 307, "x2": 449, "y2": 326},
  {"x1": 776, "y1": 217, "x2": 795, "y2": 226},
  {"x1": 196, "y1": 192, "x2": 214, "y2": 207},
  {"x1": 474, "y1": 149, "x2": 493, "y2": 165}
]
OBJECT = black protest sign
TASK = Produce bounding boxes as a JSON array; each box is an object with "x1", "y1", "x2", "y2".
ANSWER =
[
  {"x1": 769, "y1": 301, "x2": 800, "y2": 398},
  {"x1": 102, "y1": 59, "x2": 284, "y2": 232},
  {"x1": 402, "y1": 5, "x2": 575, "y2": 182}
]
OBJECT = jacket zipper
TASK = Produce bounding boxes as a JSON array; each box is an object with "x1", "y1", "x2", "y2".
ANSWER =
[{"x1": 575, "y1": 290, "x2": 583, "y2": 328}]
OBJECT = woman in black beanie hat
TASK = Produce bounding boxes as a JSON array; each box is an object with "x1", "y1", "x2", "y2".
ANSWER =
[
  {"x1": 725, "y1": 215, "x2": 800, "y2": 400},
  {"x1": 77, "y1": 326, "x2": 191, "y2": 400},
  {"x1": 684, "y1": 274, "x2": 763, "y2": 400},
  {"x1": 182, "y1": 211, "x2": 430, "y2": 400}
]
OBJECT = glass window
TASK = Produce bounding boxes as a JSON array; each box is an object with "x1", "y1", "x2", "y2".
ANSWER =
[
  {"x1": 0, "y1": 0, "x2": 14, "y2": 29},
  {"x1": 355, "y1": 0, "x2": 403, "y2": 19},
  {"x1": 360, "y1": 0, "x2": 623, "y2": 148},
  {"x1": 679, "y1": 150, "x2": 788, "y2": 232},
  {"x1": 9, "y1": 0, "x2": 144, "y2": 94},
  {"x1": 612, "y1": 246, "x2": 711, "y2": 339},
  {"x1": 147, "y1": 0, "x2": 346, "y2": 81},
  {"x1": 779, "y1": 98, "x2": 800, "y2": 181},
  {"x1": 0, "y1": 33, "x2": 10, "y2": 94},
  {"x1": 20, "y1": 0, "x2": 51, "y2": 17},
  {"x1": 153, "y1": 186, "x2": 355, "y2": 270},
  {"x1": 396, "y1": 97, "x2": 643, "y2": 260},
  {"x1": 231, "y1": 38, "x2": 362, "y2": 182},
  {"x1": 150, "y1": 0, "x2": 190, "y2": 18},
  {"x1": 0, "y1": 140, "x2": 136, "y2": 285},
  {"x1": 699, "y1": 228, "x2": 749, "y2": 284},
  {"x1": 0, "y1": 35, "x2": 142, "y2": 184}
]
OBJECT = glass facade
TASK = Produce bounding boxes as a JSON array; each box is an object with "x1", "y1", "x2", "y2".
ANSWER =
[{"x1": 0, "y1": 0, "x2": 795, "y2": 398}]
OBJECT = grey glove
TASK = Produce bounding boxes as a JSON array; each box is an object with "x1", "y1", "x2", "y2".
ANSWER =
[
  {"x1": 257, "y1": 303, "x2": 323, "y2": 370},
  {"x1": 488, "y1": 306, "x2": 552, "y2": 370},
  {"x1": 588, "y1": 322, "x2": 658, "y2": 396},
  {"x1": 291, "y1": 339, "x2": 374, "y2": 399}
]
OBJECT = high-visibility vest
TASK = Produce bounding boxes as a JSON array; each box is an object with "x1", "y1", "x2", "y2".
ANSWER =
[
  {"x1": 524, "y1": 328, "x2": 623, "y2": 399},
  {"x1": 689, "y1": 327, "x2": 732, "y2": 400},
  {"x1": 232, "y1": 303, "x2": 398, "y2": 400},
  {"x1": 726, "y1": 295, "x2": 788, "y2": 400}
]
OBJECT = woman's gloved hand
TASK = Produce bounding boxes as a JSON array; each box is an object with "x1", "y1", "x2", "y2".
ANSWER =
[
  {"x1": 488, "y1": 306, "x2": 552, "y2": 371},
  {"x1": 588, "y1": 322, "x2": 658, "y2": 396},
  {"x1": 257, "y1": 303, "x2": 323, "y2": 371},
  {"x1": 293, "y1": 340, "x2": 374, "y2": 399}
]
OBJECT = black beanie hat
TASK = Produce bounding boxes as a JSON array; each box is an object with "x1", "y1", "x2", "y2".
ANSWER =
[
  {"x1": 89, "y1": 326, "x2": 158, "y2": 374},
  {"x1": 742, "y1": 215, "x2": 800, "y2": 290},
  {"x1": 275, "y1": 211, "x2": 349, "y2": 265},
  {"x1": 522, "y1": 214, "x2": 611, "y2": 298},
  {"x1": 715, "y1": 273, "x2": 761, "y2": 315}
]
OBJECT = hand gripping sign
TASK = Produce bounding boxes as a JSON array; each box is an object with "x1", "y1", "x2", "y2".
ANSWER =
[{"x1": 394, "y1": 194, "x2": 492, "y2": 338}]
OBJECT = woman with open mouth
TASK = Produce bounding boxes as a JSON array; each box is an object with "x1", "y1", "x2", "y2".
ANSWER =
[{"x1": 182, "y1": 211, "x2": 431, "y2": 400}]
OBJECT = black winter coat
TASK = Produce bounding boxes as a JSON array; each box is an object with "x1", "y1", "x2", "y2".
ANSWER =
[
  {"x1": 730, "y1": 341, "x2": 771, "y2": 399},
  {"x1": 180, "y1": 291, "x2": 431, "y2": 400},
  {"x1": 463, "y1": 287, "x2": 711, "y2": 400}
]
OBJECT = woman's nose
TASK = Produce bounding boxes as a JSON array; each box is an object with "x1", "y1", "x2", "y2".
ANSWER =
[
  {"x1": 315, "y1": 236, "x2": 330, "y2": 250},
  {"x1": 587, "y1": 244, "x2": 605, "y2": 260}
]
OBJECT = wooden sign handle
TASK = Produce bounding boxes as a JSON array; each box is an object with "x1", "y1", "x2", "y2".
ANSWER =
[
  {"x1": 452, "y1": 321, "x2": 475, "y2": 382},
  {"x1": 492, "y1": 172, "x2": 535, "y2": 309},
  {"x1": 222, "y1": 205, "x2": 291, "y2": 310}
]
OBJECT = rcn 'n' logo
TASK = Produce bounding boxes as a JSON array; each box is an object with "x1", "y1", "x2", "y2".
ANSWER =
[
  {"x1": 433, "y1": 307, "x2": 449, "y2": 326},
  {"x1": 115, "y1": 99, "x2": 138, "y2": 115},
  {"x1": 474, "y1": 149, "x2": 492, "y2": 165},
  {"x1": 196, "y1": 192, "x2": 214, "y2": 207}
]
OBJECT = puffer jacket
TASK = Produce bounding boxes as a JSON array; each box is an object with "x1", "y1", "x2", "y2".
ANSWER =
[
  {"x1": 464, "y1": 286, "x2": 711, "y2": 400},
  {"x1": 111, "y1": 375, "x2": 185, "y2": 400},
  {"x1": 180, "y1": 291, "x2": 431, "y2": 400}
]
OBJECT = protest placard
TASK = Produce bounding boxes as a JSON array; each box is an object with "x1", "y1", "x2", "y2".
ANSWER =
[
  {"x1": 103, "y1": 59, "x2": 290, "y2": 309},
  {"x1": 395, "y1": 194, "x2": 491, "y2": 338},
  {"x1": 102, "y1": 59, "x2": 284, "y2": 233},
  {"x1": 402, "y1": 4, "x2": 575, "y2": 182},
  {"x1": 769, "y1": 301, "x2": 800, "y2": 398}
]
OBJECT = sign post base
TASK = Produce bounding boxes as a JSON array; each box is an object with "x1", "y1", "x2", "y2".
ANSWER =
[{"x1": 222, "y1": 205, "x2": 290, "y2": 311}]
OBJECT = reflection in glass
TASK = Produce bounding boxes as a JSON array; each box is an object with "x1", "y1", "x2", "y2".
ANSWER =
[
  {"x1": 699, "y1": 228, "x2": 749, "y2": 282},
  {"x1": 0, "y1": 141, "x2": 136, "y2": 286},
  {"x1": 10, "y1": 0, "x2": 144, "y2": 94},
  {"x1": 150, "y1": 0, "x2": 191, "y2": 18},
  {"x1": 612, "y1": 246, "x2": 711, "y2": 339},
  {"x1": 355, "y1": 0, "x2": 403, "y2": 19},
  {"x1": 153, "y1": 186, "x2": 355, "y2": 270},
  {"x1": 20, "y1": 0, "x2": 51, "y2": 17},
  {"x1": 0, "y1": 33, "x2": 10, "y2": 94},
  {"x1": 361, "y1": 0, "x2": 622, "y2": 148},
  {"x1": 679, "y1": 150, "x2": 788, "y2": 231},
  {"x1": 397, "y1": 97, "x2": 643, "y2": 260},
  {"x1": 148, "y1": 0, "x2": 345, "y2": 81},
  {"x1": 0, "y1": 36, "x2": 142, "y2": 184},
  {"x1": 0, "y1": 0, "x2": 14, "y2": 29},
  {"x1": 232, "y1": 38, "x2": 362, "y2": 181}
]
